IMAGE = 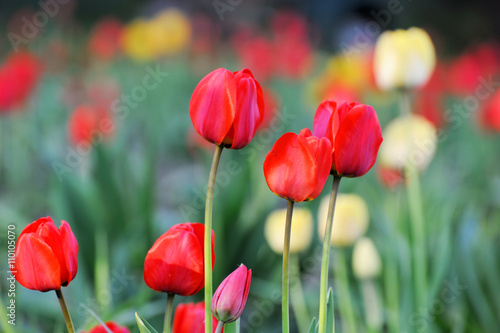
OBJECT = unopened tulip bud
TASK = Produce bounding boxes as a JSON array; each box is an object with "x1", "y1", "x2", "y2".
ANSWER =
[
  {"x1": 352, "y1": 237, "x2": 382, "y2": 280},
  {"x1": 264, "y1": 208, "x2": 313, "y2": 254},
  {"x1": 212, "y1": 264, "x2": 252, "y2": 323},
  {"x1": 374, "y1": 27, "x2": 436, "y2": 90},
  {"x1": 379, "y1": 114, "x2": 437, "y2": 172},
  {"x1": 318, "y1": 194, "x2": 369, "y2": 247}
]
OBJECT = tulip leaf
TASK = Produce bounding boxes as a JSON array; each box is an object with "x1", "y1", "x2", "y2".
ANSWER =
[
  {"x1": 135, "y1": 312, "x2": 159, "y2": 333},
  {"x1": 326, "y1": 287, "x2": 335, "y2": 333},
  {"x1": 308, "y1": 317, "x2": 318, "y2": 333}
]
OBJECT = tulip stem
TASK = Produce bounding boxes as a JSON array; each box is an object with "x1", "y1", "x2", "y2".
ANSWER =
[
  {"x1": 205, "y1": 144, "x2": 224, "y2": 333},
  {"x1": 318, "y1": 175, "x2": 341, "y2": 333},
  {"x1": 399, "y1": 90, "x2": 411, "y2": 115},
  {"x1": 55, "y1": 289, "x2": 75, "y2": 333},
  {"x1": 215, "y1": 321, "x2": 224, "y2": 333},
  {"x1": 405, "y1": 164, "x2": 427, "y2": 313},
  {"x1": 163, "y1": 293, "x2": 175, "y2": 333},
  {"x1": 282, "y1": 199, "x2": 295, "y2": 333}
]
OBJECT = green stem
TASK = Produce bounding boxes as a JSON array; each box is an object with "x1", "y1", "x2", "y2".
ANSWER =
[
  {"x1": 215, "y1": 321, "x2": 224, "y2": 333},
  {"x1": 282, "y1": 200, "x2": 295, "y2": 333},
  {"x1": 399, "y1": 89, "x2": 411, "y2": 116},
  {"x1": 385, "y1": 190, "x2": 400, "y2": 333},
  {"x1": 318, "y1": 176, "x2": 341, "y2": 333},
  {"x1": 235, "y1": 318, "x2": 240, "y2": 333},
  {"x1": 335, "y1": 249, "x2": 356, "y2": 333},
  {"x1": 384, "y1": 252, "x2": 400, "y2": 333},
  {"x1": 405, "y1": 164, "x2": 427, "y2": 312},
  {"x1": 163, "y1": 293, "x2": 175, "y2": 333},
  {"x1": 205, "y1": 144, "x2": 224, "y2": 333},
  {"x1": 290, "y1": 255, "x2": 311, "y2": 333},
  {"x1": 55, "y1": 289, "x2": 75, "y2": 333}
]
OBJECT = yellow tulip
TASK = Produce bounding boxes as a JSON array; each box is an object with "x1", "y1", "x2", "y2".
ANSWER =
[
  {"x1": 318, "y1": 194, "x2": 369, "y2": 247},
  {"x1": 374, "y1": 27, "x2": 436, "y2": 90},
  {"x1": 379, "y1": 114, "x2": 437, "y2": 172},
  {"x1": 264, "y1": 208, "x2": 313, "y2": 254},
  {"x1": 121, "y1": 9, "x2": 191, "y2": 61},
  {"x1": 149, "y1": 9, "x2": 191, "y2": 56},
  {"x1": 352, "y1": 237, "x2": 382, "y2": 280},
  {"x1": 121, "y1": 19, "x2": 158, "y2": 61}
]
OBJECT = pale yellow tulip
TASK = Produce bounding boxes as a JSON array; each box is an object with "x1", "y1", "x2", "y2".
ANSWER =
[
  {"x1": 265, "y1": 208, "x2": 313, "y2": 254},
  {"x1": 379, "y1": 114, "x2": 437, "y2": 172},
  {"x1": 374, "y1": 27, "x2": 436, "y2": 90},
  {"x1": 352, "y1": 237, "x2": 382, "y2": 280},
  {"x1": 318, "y1": 194, "x2": 369, "y2": 247}
]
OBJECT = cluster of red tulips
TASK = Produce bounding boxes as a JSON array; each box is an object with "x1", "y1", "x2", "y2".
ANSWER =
[{"x1": 11, "y1": 62, "x2": 382, "y2": 333}]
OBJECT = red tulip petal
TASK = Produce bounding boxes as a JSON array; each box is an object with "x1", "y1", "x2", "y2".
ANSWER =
[
  {"x1": 263, "y1": 132, "x2": 316, "y2": 202},
  {"x1": 37, "y1": 220, "x2": 70, "y2": 285},
  {"x1": 14, "y1": 233, "x2": 61, "y2": 291},
  {"x1": 312, "y1": 100, "x2": 336, "y2": 140},
  {"x1": 190, "y1": 222, "x2": 215, "y2": 269},
  {"x1": 190, "y1": 68, "x2": 236, "y2": 145},
  {"x1": 307, "y1": 137, "x2": 332, "y2": 200},
  {"x1": 19, "y1": 216, "x2": 53, "y2": 237},
  {"x1": 59, "y1": 221, "x2": 79, "y2": 285},
  {"x1": 334, "y1": 105, "x2": 383, "y2": 177},
  {"x1": 230, "y1": 77, "x2": 264, "y2": 149},
  {"x1": 144, "y1": 229, "x2": 204, "y2": 296}
]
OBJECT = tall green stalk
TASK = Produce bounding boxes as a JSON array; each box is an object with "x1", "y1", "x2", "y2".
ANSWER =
[
  {"x1": 205, "y1": 145, "x2": 224, "y2": 333},
  {"x1": 282, "y1": 200, "x2": 295, "y2": 333},
  {"x1": 163, "y1": 293, "x2": 175, "y2": 333},
  {"x1": 406, "y1": 164, "x2": 427, "y2": 312},
  {"x1": 318, "y1": 176, "x2": 341, "y2": 333},
  {"x1": 55, "y1": 289, "x2": 75, "y2": 333}
]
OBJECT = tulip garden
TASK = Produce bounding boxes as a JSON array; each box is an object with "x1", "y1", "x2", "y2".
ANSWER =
[{"x1": 1, "y1": 3, "x2": 500, "y2": 333}]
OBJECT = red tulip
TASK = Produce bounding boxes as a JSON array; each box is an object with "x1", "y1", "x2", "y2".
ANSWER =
[
  {"x1": 479, "y1": 88, "x2": 500, "y2": 132},
  {"x1": 88, "y1": 18, "x2": 123, "y2": 61},
  {"x1": 173, "y1": 302, "x2": 222, "y2": 333},
  {"x1": 415, "y1": 93, "x2": 444, "y2": 128},
  {"x1": 0, "y1": 51, "x2": 41, "y2": 113},
  {"x1": 189, "y1": 68, "x2": 265, "y2": 149},
  {"x1": 263, "y1": 128, "x2": 332, "y2": 202},
  {"x1": 68, "y1": 104, "x2": 114, "y2": 146},
  {"x1": 144, "y1": 223, "x2": 215, "y2": 296},
  {"x1": 378, "y1": 166, "x2": 404, "y2": 190},
  {"x1": 212, "y1": 264, "x2": 252, "y2": 323},
  {"x1": 12, "y1": 217, "x2": 78, "y2": 292},
  {"x1": 86, "y1": 321, "x2": 130, "y2": 333},
  {"x1": 312, "y1": 100, "x2": 383, "y2": 178}
]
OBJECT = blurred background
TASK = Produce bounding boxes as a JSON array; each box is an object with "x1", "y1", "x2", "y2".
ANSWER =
[{"x1": 0, "y1": 0, "x2": 499, "y2": 332}]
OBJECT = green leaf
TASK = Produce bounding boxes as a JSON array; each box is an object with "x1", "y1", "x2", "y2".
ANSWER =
[
  {"x1": 308, "y1": 317, "x2": 318, "y2": 333},
  {"x1": 135, "y1": 312, "x2": 159, "y2": 333},
  {"x1": 326, "y1": 287, "x2": 335, "y2": 333}
]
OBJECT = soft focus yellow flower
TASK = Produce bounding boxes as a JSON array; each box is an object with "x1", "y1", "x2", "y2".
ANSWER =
[
  {"x1": 121, "y1": 9, "x2": 191, "y2": 61},
  {"x1": 121, "y1": 19, "x2": 158, "y2": 61},
  {"x1": 379, "y1": 114, "x2": 437, "y2": 172},
  {"x1": 149, "y1": 9, "x2": 191, "y2": 56},
  {"x1": 318, "y1": 194, "x2": 369, "y2": 247},
  {"x1": 264, "y1": 208, "x2": 313, "y2": 254},
  {"x1": 308, "y1": 53, "x2": 370, "y2": 104},
  {"x1": 374, "y1": 27, "x2": 436, "y2": 90},
  {"x1": 352, "y1": 237, "x2": 382, "y2": 279}
]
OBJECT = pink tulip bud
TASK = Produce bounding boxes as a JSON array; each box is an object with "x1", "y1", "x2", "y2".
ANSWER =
[{"x1": 211, "y1": 264, "x2": 252, "y2": 323}]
